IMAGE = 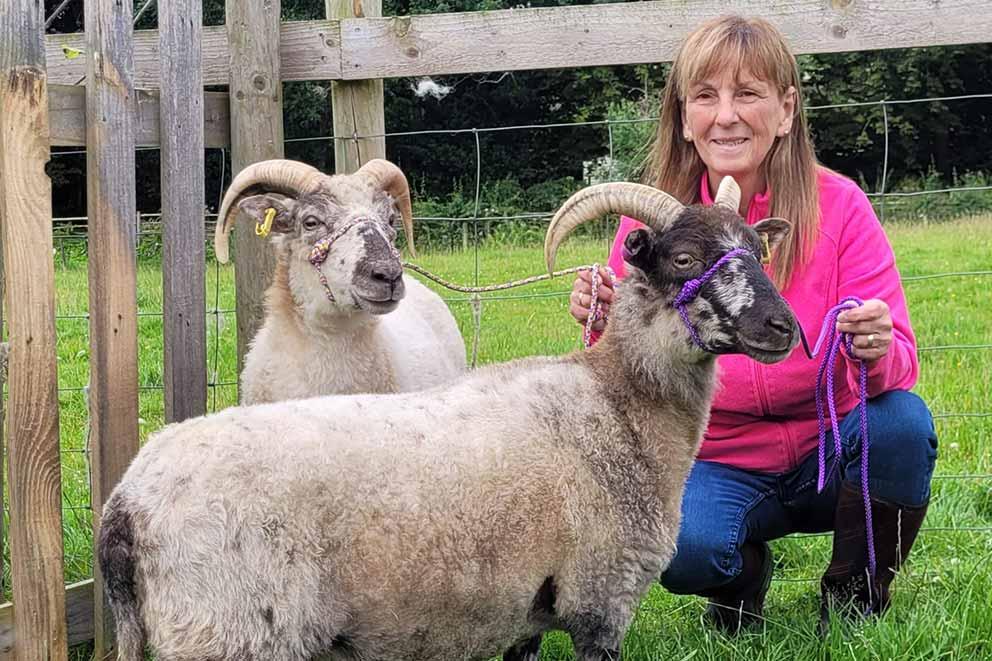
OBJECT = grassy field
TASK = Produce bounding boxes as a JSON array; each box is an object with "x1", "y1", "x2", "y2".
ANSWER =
[{"x1": 12, "y1": 216, "x2": 992, "y2": 659}]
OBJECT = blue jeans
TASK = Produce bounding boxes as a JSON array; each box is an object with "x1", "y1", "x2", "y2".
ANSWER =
[{"x1": 661, "y1": 390, "x2": 937, "y2": 595}]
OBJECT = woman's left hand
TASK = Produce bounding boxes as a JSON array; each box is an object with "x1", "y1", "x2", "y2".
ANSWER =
[{"x1": 836, "y1": 298, "x2": 892, "y2": 363}]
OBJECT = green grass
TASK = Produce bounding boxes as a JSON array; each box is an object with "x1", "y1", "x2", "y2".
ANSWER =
[{"x1": 11, "y1": 216, "x2": 992, "y2": 659}]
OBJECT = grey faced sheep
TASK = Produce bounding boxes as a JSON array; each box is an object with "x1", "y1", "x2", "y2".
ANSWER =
[
  {"x1": 214, "y1": 158, "x2": 466, "y2": 404},
  {"x1": 99, "y1": 176, "x2": 799, "y2": 661}
]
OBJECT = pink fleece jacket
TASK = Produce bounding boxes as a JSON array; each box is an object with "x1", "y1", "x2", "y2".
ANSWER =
[{"x1": 594, "y1": 169, "x2": 919, "y2": 474}]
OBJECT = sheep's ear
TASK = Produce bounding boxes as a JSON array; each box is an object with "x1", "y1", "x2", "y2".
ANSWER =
[
  {"x1": 752, "y1": 217, "x2": 791, "y2": 262},
  {"x1": 621, "y1": 228, "x2": 657, "y2": 272},
  {"x1": 237, "y1": 194, "x2": 296, "y2": 234}
]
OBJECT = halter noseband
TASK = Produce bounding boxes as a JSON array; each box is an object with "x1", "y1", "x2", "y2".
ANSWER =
[
  {"x1": 671, "y1": 247, "x2": 752, "y2": 350},
  {"x1": 307, "y1": 217, "x2": 400, "y2": 304}
]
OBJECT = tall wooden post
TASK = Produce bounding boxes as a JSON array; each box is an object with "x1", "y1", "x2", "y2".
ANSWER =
[
  {"x1": 0, "y1": 0, "x2": 69, "y2": 657},
  {"x1": 226, "y1": 0, "x2": 283, "y2": 380},
  {"x1": 85, "y1": 0, "x2": 141, "y2": 656},
  {"x1": 161, "y1": 0, "x2": 207, "y2": 423},
  {"x1": 327, "y1": 0, "x2": 386, "y2": 173}
]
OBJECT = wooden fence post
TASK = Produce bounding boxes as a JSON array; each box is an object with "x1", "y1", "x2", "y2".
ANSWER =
[
  {"x1": 85, "y1": 0, "x2": 140, "y2": 656},
  {"x1": 0, "y1": 0, "x2": 69, "y2": 657},
  {"x1": 327, "y1": 0, "x2": 386, "y2": 173},
  {"x1": 161, "y1": 0, "x2": 207, "y2": 423},
  {"x1": 226, "y1": 0, "x2": 283, "y2": 381}
]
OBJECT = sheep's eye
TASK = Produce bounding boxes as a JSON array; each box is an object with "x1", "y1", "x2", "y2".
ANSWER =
[
  {"x1": 302, "y1": 216, "x2": 322, "y2": 231},
  {"x1": 673, "y1": 253, "x2": 696, "y2": 269}
]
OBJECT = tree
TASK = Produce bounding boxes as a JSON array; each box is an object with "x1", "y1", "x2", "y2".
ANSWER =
[{"x1": 43, "y1": 0, "x2": 992, "y2": 217}]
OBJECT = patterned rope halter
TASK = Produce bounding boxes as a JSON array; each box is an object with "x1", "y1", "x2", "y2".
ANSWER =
[{"x1": 307, "y1": 218, "x2": 401, "y2": 303}]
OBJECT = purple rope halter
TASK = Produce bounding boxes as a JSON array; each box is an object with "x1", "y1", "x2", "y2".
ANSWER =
[
  {"x1": 671, "y1": 247, "x2": 751, "y2": 350},
  {"x1": 798, "y1": 296, "x2": 876, "y2": 579}
]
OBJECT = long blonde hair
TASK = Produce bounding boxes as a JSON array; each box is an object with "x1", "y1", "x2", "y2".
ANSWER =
[{"x1": 645, "y1": 15, "x2": 819, "y2": 289}]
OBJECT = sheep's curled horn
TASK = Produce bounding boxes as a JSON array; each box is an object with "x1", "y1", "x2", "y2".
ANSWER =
[
  {"x1": 712, "y1": 175, "x2": 742, "y2": 212},
  {"x1": 543, "y1": 176, "x2": 741, "y2": 272},
  {"x1": 213, "y1": 158, "x2": 416, "y2": 264}
]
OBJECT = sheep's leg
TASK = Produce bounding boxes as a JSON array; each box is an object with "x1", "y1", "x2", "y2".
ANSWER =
[
  {"x1": 567, "y1": 611, "x2": 625, "y2": 661},
  {"x1": 502, "y1": 634, "x2": 542, "y2": 661},
  {"x1": 577, "y1": 650, "x2": 621, "y2": 661},
  {"x1": 573, "y1": 641, "x2": 622, "y2": 661}
]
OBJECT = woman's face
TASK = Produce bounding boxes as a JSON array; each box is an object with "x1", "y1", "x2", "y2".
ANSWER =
[{"x1": 682, "y1": 69, "x2": 795, "y2": 196}]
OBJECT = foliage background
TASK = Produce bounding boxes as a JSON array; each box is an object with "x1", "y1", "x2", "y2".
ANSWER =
[{"x1": 43, "y1": 0, "x2": 992, "y2": 230}]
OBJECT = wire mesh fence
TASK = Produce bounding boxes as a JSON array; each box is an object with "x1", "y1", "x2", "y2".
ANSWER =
[{"x1": 8, "y1": 87, "x2": 991, "y2": 598}]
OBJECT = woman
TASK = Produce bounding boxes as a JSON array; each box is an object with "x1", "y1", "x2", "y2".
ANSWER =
[{"x1": 571, "y1": 15, "x2": 936, "y2": 632}]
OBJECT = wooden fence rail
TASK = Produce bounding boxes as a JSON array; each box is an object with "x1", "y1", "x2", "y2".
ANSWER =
[
  {"x1": 49, "y1": 85, "x2": 230, "y2": 148},
  {"x1": 41, "y1": 0, "x2": 992, "y2": 86}
]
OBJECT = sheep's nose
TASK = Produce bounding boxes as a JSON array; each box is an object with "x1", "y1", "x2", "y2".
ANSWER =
[
  {"x1": 371, "y1": 263, "x2": 403, "y2": 287},
  {"x1": 766, "y1": 314, "x2": 796, "y2": 342}
]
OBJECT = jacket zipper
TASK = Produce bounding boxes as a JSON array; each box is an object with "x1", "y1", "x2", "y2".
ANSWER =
[{"x1": 751, "y1": 360, "x2": 798, "y2": 467}]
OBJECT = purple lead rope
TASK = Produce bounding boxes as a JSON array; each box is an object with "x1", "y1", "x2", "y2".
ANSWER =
[
  {"x1": 604, "y1": 247, "x2": 876, "y2": 580},
  {"x1": 799, "y1": 297, "x2": 876, "y2": 579},
  {"x1": 667, "y1": 248, "x2": 876, "y2": 579}
]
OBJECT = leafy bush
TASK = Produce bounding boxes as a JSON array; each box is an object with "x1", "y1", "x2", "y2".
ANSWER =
[
  {"x1": 408, "y1": 175, "x2": 616, "y2": 251},
  {"x1": 584, "y1": 97, "x2": 658, "y2": 186}
]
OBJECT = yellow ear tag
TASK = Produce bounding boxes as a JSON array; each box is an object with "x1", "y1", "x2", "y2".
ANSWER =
[
  {"x1": 760, "y1": 234, "x2": 772, "y2": 265},
  {"x1": 255, "y1": 207, "x2": 276, "y2": 238}
]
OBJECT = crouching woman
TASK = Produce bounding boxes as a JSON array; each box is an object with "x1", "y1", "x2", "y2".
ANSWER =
[{"x1": 570, "y1": 14, "x2": 937, "y2": 632}]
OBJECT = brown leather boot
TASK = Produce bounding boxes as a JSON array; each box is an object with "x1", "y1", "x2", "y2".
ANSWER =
[
  {"x1": 820, "y1": 481, "x2": 928, "y2": 631},
  {"x1": 703, "y1": 541, "x2": 773, "y2": 634}
]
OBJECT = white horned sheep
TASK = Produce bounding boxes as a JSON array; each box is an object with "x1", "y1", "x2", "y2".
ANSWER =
[
  {"x1": 214, "y1": 158, "x2": 466, "y2": 404},
  {"x1": 99, "y1": 177, "x2": 799, "y2": 661}
]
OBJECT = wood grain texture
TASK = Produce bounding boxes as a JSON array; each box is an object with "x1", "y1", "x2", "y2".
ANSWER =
[
  {"x1": 47, "y1": 20, "x2": 341, "y2": 86},
  {"x1": 329, "y1": 0, "x2": 385, "y2": 173},
  {"x1": 161, "y1": 0, "x2": 208, "y2": 424},
  {"x1": 49, "y1": 85, "x2": 230, "y2": 148},
  {"x1": 227, "y1": 0, "x2": 284, "y2": 381},
  {"x1": 84, "y1": 0, "x2": 140, "y2": 656},
  {"x1": 0, "y1": 1, "x2": 69, "y2": 658},
  {"x1": 45, "y1": 0, "x2": 992, "y2": 84},
  {"x1": 0, "y1": 581, "x2": 95, "y2": 659}
]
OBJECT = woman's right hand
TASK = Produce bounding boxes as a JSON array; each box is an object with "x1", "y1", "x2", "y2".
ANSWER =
[{"x1": 569, "y1": 267, "x2": 615, "y2": 332}]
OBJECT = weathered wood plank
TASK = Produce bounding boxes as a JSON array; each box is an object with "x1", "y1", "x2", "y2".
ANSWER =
[
  {"x1": 340, "y1": 0, "x2": 992, "y2": 79},
  {"x1": 0, "y1": 1, "x2": 69, "y2": 658},
  {"x1": 49, "y1": 85, "x2": 231, "y2": 148},
  {"x1": 227, "y1": 0, "x2": 284, "y2": 381},
  {"x1": 161, "y1": 0, "x2": 208, "y2": 423},
  {"x1": 84, "y1": 0, "x2": 140, "y2": 657},
  {"x1": 46, "y1": 20, "x2": 341, "y2": 86},
  {"x1": 0, "y1": 581, "x2": 96, "y2": 659},
  {"x1": 45, "y1": 1, "x2": 992, "y2": 85},
  {"x1": 329, "y1": 0, "x2": 385, "y2": 173}
]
